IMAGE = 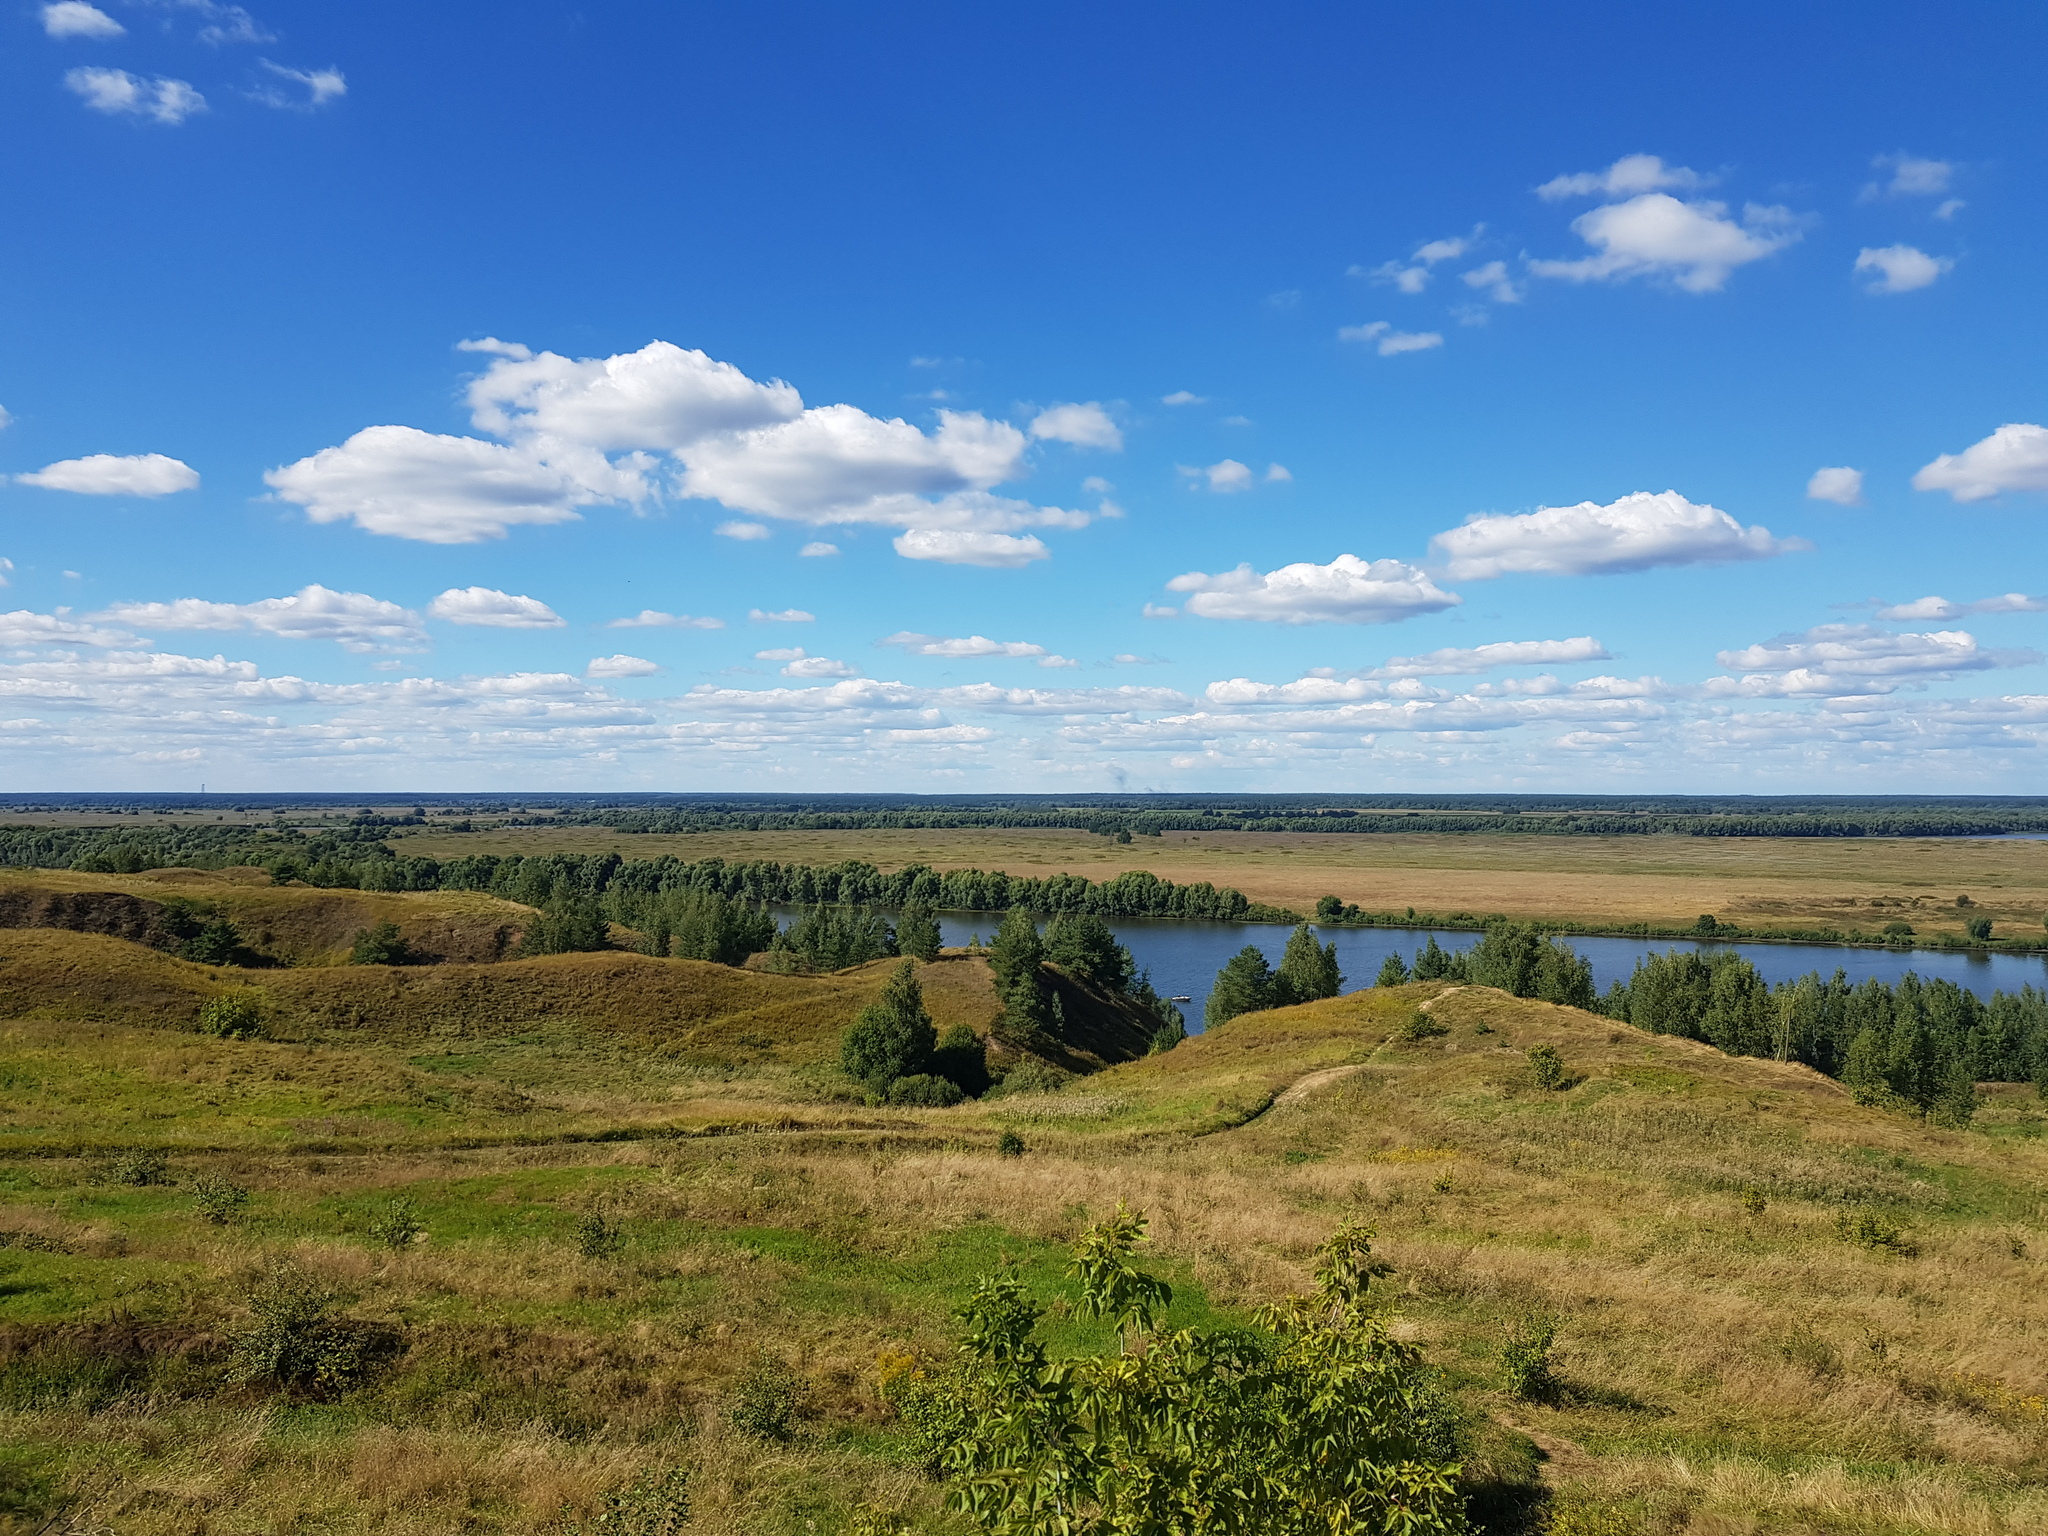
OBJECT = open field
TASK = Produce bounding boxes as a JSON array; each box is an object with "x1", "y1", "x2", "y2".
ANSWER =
[
  {"x1": 2, "y1": 919, "x2": 2044, "y2": 1534},
  {"x1": 394, "y1": 824, "x2": 2048, "y2": 942}
]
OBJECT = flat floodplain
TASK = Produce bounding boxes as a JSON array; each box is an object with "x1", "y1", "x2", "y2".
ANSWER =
[{"x1": 396, "y1": 825, "x2": 2048, "y2": 940}]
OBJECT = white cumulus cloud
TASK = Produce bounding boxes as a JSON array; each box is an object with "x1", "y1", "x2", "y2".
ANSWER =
[
  {"x1": 1461, "y1": 260, "x2": 1522, "y2": 304},
  {"x1": 1875, "y1": 593, "x2": 2045, "y2": 621},
  {"x1": 1161, "y1": 390, "x2": 1205, "y2": 406},
  {"x1": 607, "y1": 610, "x2": 723, "y2": 629},
  {"x1": 1338, "y1": 321, "x2": 1444, "y2": 355},
  {"x1": 64, "y1": 67, "x2": 205, "y2": 123},
  {"x1": 715, "y1": 520, "x2": 772, "y2": 540},
  {"x1": 1807, "y1": 467, "x2": 1864, "y2": 505},
  {"x1": 759, "y1": 648, "x2": 859, "y2": 679},
  {"x1": 1913, "y1": 424, "x2": 2048, "y2": 503},
  {"x1": 892, "y1": 530, "x2": 1049, "y2": 567},
  {"x1": 17, "y1": 453, "x2": 198, "y2": 497},
  {"x1": 1854, "y1": 245, "x2": 1952, "y2": 294},
  {"x1": 880, "y1": 632, "x2": 1049, "y2": 659},
  {"x1": 1864, "y1": 153, "x2": 1954, "y2": 200},
  {"x1": 42, "y1": 2, "x2": 123, "y2": 38},
  {"x1": 749, "y1": 608, "x2": 815, "y2": 623},
  {"x1": 1432, "y1": 490, "x2": 1804, "y2": 579},
  {"x1": 1373, "y1": 637, "x2": 1613, "y2": 677},
  {"x1": 0, "y1": 610, "x2": 138, "y2": 647},
  {"x1": 252, "y1": 61, "x2": 347, "y2": 110},
  {"x1": 1029, "y1": 402, "x2": 1122, "y2": 450},
  {"x1": 1529, "y1": 194, "x2": 1800, "y2": 293},
  {"x1": 798, "y1": 541, "x2": 839, "y2": 557},
  {"x1": 1712, "y1": 624, "x2": 2034, "y2": 696},
  {"x1": 1536, "y1": 154, "x2": 1705, "y2": 201},
  {"x1": 586, "y1": 654, "x2": 659, "y2": 678},
  {"x1": 1166, "y1": 555, "x2": 1461, "y2": 625},
  {"x1": 97, "y1": 585, "x2": 426, "y2": 652},
  {"x1": 265, "y1": 426, "x2": 627, "y2": 543},
  {"x1": 1198, "y1": 459, "x2": 1253, "y2": 493},
  {"x1": 462, "y1": 338, "x2": 801, "y2": 450},
  {"x1": 426, "y1": 587, "x2": 565, "y2": 628}
]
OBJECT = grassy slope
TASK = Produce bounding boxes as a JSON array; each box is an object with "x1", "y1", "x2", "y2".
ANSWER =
[
  {"x1": 396, "y1": 823, "x2": 2048, "y2": 940},
  {"x1": 0, "y1": 866, "x2": 535, "y2": 965},
  {"x1": 0, "y1": 946, "x2": 2043, "y2": 1533}
]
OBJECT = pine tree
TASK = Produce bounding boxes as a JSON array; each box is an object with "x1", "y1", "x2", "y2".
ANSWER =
[
  {"x1": 1375, "y1": 952, "x2": 1410, "y2": 987},
  {"x1": 840, "y1": 959, "x2": 937, "y2": 1093},
  {"x1": 897, "y1": 900, "x2": 944, "y2": 962},
  {"x1": 1276, "y1": 923, "x2": 1343, "y2": 1002},
  {"x1": 1206, "y1": 946, "x2": 1278, "y2": 1029}
]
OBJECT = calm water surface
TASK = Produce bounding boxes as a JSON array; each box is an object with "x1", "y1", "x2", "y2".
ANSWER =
[{"x1": 923, "y1": 914, "x2": 2048, "y2": 1033}]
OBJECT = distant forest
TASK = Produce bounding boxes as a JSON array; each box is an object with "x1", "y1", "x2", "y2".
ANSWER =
[{"x1": 8, "y1": 791, "x2": 2048, "y2": 839}]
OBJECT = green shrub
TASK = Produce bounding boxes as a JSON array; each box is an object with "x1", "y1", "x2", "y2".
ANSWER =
[
  {"x1": 908, "y1": 1207, "x2": 1467, "y2": 1534},
  {"x1": 886, "y1": 1073, "x2": 965, "y2": 1108},
  {"x1": 101, "y1": 1148, "x2": 172, "y2": 1187},
  {"x1": 996, "y1": 1131, "x2": 1026, "y2": 1157},
  {"x1": 1740, "y1": 1186, "x2": 1767, "y2": 1217},
  {"x1": 576, "y1": 1211, "x2": 625, "y2": 1260},
  {"x1": 931, "y1": 1023, "x2": 991, "y2": 1096},
  {"x1": 986, "y1": 1059, "x2": 1073, "y2": 1098},
  {"x1": 1395, "y1": 1011, "x2": 1447, "y2": 1042},
  {"x1": 347, "y1": 920, "x2": 414, "y2": 965},
  {"x1": 1500, "y1": 1319, "x2": 1559, "y2": 1401},
  {"x1": 225, "y1": 1259, "x2": 382, "y2": 1392},
  {"x1": 1834, "y1": 1207, "x2": 1917, "y2": 1255},
  {"x1": 197, "y1": 989, "x2": 268, "y2": 1040},
  {"x1": 191, "y1": 1174, "x2": 250, "y2": 1225},
  {"x1": 1967, "y1": 916, "x2": 1993, "y2": 942},
  {"x1": 560, "y1": 1468, "x2": 691, "y2": 1536},
  {"x1": 1527, "y1": 1044, "x2": 1568, "y2": 1090},
  {"x1": 367, "y1": 1196, "x2": 425, "y2": 1251},
  {"x1": 724, "y1": 1352, "x2": 807, "y2": 1441}
]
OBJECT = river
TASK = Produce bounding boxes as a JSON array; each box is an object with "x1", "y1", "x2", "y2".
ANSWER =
[{"x1": 921, "y1": 913, "x2": 2048, "y2": 1032}]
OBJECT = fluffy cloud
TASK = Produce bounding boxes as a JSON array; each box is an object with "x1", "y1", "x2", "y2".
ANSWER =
[
  {"x1": 1432, "y1": 490, "x2": 1803, "y2": 579},
  {"x1": 892, "y1": 529, "x2": 1049, "y2": 567},
  {"x1": 715, "y1": 520, "x2": 771, "y2": 540},
  {"x1": 755, "y1": 648, "x2": 859, "y2": 679},
  {"x1": 425, "y1": 587, "x2": 564, "y2": 628},
  {"x1": 252, "y1": 61, "x2": 347, "y2": 110},
  {"x1": 1337, "y1": 321, "x2": 1444, "y2": 355},
  {"x1": 1029, "y1": 402, "x2": 1122, "y2": 451},
  {"x1": 1711, "y1": 624, "x2": 2036, "y2": 696},
  {"x1": 881, "y1": 632, "x2": 1049, "y2": 659},
  {"x1": 586, "y1": 655, "x2": 659, "y2": 678},
  {"x1": 1875, "y1": 593, "x2": 2045, "y2": 621},
  {"x1": 607, "y1": 610, "x2": 723, "y2": 629},
  {"x1": 274, "y1": 339, "x2": 1097, "y2": 559},
  {"x1": 17, "y1": 453, "x2": 198, "y2": 497},
  {"x1": 1913, "y1": 424, "x2": 2048, "y2": 502},
  {"x1": 462, "y1": 338, "x2": 800, "y2": 450},
  {"x1": 265, "y1": 426, "x2": 625, "y2": 542},
  {"x1": 1529, "y1": 195, "x2": 1800, "y2": 293},
  {"x1": 750, "y1": 608, "x2": 815, "y2": 622},
  {"x1": 1353, "y1": 228, "x2": 1482, "y2": 293},
  {"x1": 42, "y1": 2, "x2": 123, "y2": 38},
  {"x1": 1372, "y1": 637, "x2": 1612, "y2": 677},
  {"x1": 64, "y1": 67, "x2": 205, "y2": 123},
  {"x1": 1461, "y1": 260, "x2": 1522, "y2": 304},
  {"x1": 1166, "y1": 555, "x2": 1461, "y2": 624},
  {"x1": 1864, "y1": 153, "x2": 1954, "y2": 200},
  {"x1": 1536, "y1": 154, "x2": 1704, "y2": 201},
  {"x1": 0, "y1": 611, "x2": 138, "y2": 647},
  {"x1": 798, "y1": 541, "x2": 839, "y2": 557},
  {"x1": 1195, "y1": 459, "x2": 1253, "y2": 493},
  {"x1": 1854, "y1": 245, "x2": 1952, "y2": 294},
  {"x1": 97, "y1": 586, "x2": 426, "y2": 652},
  {"x1": 1807, "y1": 467, "x2": 1864, "y2": 505},
  {"x1": 1161, "y1": 391, "x2": 1205, "y2": 406}
]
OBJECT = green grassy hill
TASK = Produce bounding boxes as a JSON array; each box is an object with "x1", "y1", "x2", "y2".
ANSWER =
[{"x1": 0, "y1": 938, "x2": 2042, "y2": 1534}]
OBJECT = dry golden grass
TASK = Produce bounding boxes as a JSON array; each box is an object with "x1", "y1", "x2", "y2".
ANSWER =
[
  {"x1": 3, "y1": 949, "x2": 2046, "y2": 1533},
  {"x1": 395, "y1": 823, "x2": 2048, "y2": 938},
  {"x1": 0, "y1": 865, "x2": 534, "y2": 964}
]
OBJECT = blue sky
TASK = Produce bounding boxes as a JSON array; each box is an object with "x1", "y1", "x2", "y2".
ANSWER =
[{"x1": 4, "y1": 1, "x2": 2046, "y2": 792}]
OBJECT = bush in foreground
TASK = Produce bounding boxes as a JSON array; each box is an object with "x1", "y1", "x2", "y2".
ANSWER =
[{"x1": 893, "y1": 1207, "x2": 1466, "y2": 1535}]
